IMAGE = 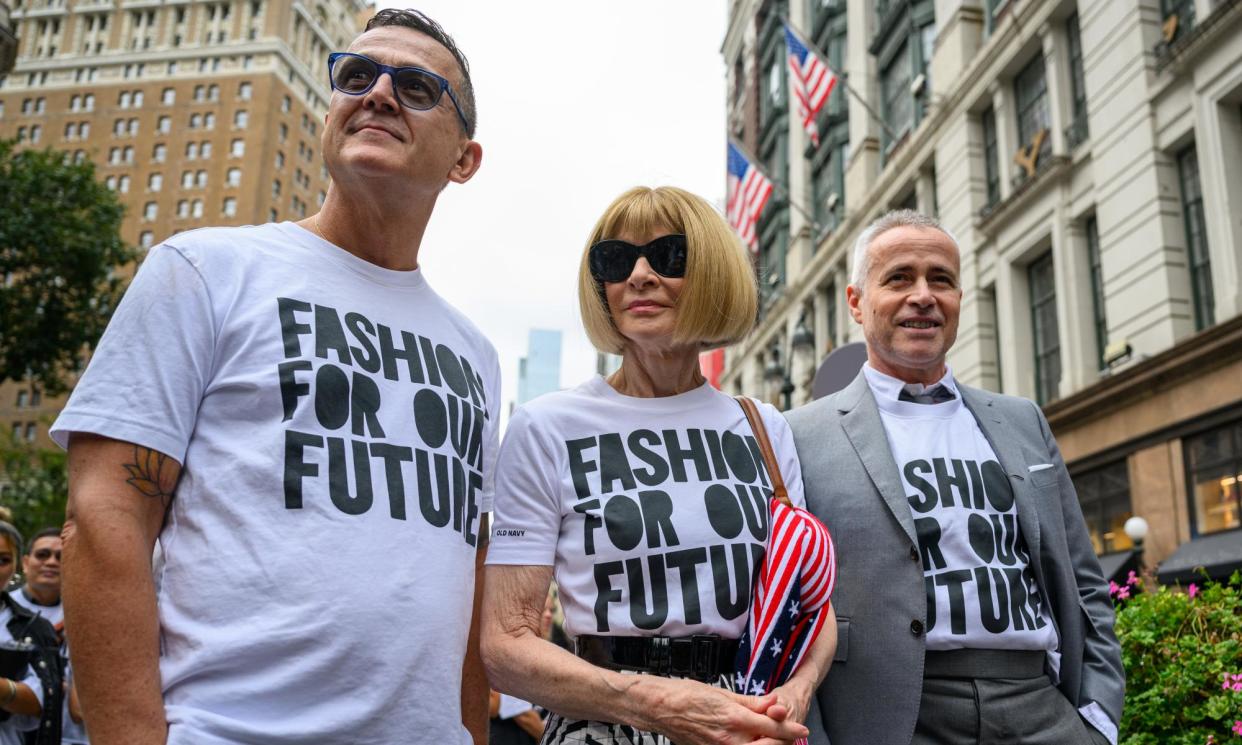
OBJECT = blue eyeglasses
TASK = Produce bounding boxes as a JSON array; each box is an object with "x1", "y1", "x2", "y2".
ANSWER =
[{"x1": 327, "y1": 52, "x2": 470, "y2": 133}]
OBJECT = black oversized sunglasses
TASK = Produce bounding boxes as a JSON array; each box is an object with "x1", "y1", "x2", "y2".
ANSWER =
[
  {"x1": 588, "y1": 234, "x2": 688, "y2": 283},
  {"x1": 327, "y1": 52, "x2": 470, "y2": 132}
]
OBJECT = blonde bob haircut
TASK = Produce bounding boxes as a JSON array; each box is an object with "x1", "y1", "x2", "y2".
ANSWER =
[{"x1": 578, "y1": 186, "x2": 758, "y2": 355}]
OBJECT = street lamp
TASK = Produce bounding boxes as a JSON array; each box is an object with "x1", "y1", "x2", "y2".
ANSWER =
[
  {"x1": 1124, "y1": 515, "x2": 1149, "y2": 571},
  {"x1": 764, "y1": 314, "x2": 816, "y2": 410}
]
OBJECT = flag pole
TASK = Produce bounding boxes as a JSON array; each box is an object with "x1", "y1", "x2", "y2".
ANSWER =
[
  {"x1": 730, "y1": 136, "x2": 821, "y2": 232},
  {"x1": 781, "y1": 16, "x2": 902, "y2": 145}
]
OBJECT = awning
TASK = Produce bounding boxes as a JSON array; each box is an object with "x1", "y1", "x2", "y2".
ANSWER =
[
  {"x1": 1096, "y1": 550, "x2": 1138, "y2": 585},
  {"x1": 1156, "y1": 530, "x2": 1242, "y2": 585}
]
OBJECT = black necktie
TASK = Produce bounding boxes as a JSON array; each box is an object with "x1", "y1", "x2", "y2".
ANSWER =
[{"x1": 898, "y1": 384, "x2": 956, "y2": 405}]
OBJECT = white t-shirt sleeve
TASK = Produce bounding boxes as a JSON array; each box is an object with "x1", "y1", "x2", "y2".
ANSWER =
[
  {"x1": 487, "y1": 408, "x2": 562, "y2": 566},
  {"x1": 50, "y1": 242, "x2": 216, "y2": 463},
  {"x1": 478, "y1": 353, "x2": 503, "y2": 514}
]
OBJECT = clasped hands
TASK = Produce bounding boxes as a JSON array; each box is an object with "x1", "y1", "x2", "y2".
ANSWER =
[{"x1": 639, "y1": 675, "x2": 813, "y2": 745}]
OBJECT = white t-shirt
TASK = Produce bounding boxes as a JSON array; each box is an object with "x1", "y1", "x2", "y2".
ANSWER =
[
  {"x1": 488, "y1": 377, "x2": 804, "y2": 638},
  {"x1": 7, "y1": 591, "x2": 62, "y2": 630},
  {"x1": 863, "y1": 366, "x2": 1056, "y2": 653},
  {"x1": 51, "y1": 222, "x2": 501, "y2": 745},
  {"x1": 0, "y1": 605, "x2": 44, "y2": 745}
]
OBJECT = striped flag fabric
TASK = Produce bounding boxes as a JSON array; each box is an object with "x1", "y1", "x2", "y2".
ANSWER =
[
  {"x1": 734, "y1": 497, "x2": 836, "y2": 739},
  {"x1": 726, "y1": 141, "x2": 774, "y2": 251},
  {"x1": 784, "y1": 22, "x2": 838, "y2": 148}
]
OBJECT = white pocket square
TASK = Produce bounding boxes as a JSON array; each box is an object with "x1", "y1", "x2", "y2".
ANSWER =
[{"x1": 1028, "y1": 463, "x2": 1054, "y2": 472}]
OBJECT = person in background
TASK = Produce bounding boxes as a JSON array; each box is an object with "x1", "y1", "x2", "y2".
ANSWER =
[
  {"x1": 11, "y1": 529, "x2": 62, "y2": 630},
  {"x1": 0, "y1": 522, "x2": 60, "y2": 745}
]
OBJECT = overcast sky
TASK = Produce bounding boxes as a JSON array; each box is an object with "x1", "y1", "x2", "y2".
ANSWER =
[{"x1": 392, "y1": 2, "x2": 728, "y2": 421}]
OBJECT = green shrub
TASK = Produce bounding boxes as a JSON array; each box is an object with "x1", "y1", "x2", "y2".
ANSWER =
[{"x1": 1115, "y1": 571, "x2": 1242, "y2": 744}]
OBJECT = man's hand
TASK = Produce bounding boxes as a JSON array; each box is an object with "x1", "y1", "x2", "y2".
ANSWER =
[{"x1": 748, "y1": 678, "x2": 815, "y2": 745}]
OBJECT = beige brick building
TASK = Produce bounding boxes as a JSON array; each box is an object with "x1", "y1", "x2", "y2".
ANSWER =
[
  {"x1": 0, "y1": 0, "x2": 370, "y2": 450},
  {"x1": 722, "y1": 0, "x2": 1242, "y2": 578}
]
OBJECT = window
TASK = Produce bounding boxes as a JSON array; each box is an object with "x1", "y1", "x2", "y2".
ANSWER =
[
  {"x1": 201, "y1": 141, "x2": 212, "y2": 158},
  {"x1": 238, "y1": 82, "x2": 252, "y2": 100},
  {"x1": 190, "y1": 113, "x2": 202, "y2": 129},
  {"x1": 30, "y1": 125, "x2": 42, "y2": 143},
  {"x1": 15, "y1": 391, "x2": 26, "y2": 408},
  {"x1": 1065, "y1": 12, "x2": 1088, "y2": 149},
  {"x1": 123, "y1": 146, "x2": 134, "y2": 163},
  {"x1": 279, "y1": 123, "x2": 288, "y2": 143},
  {"x1": 192, "y1": 199, "x2": 203, "y2": 218},
  {"x1": 143, "y1": 201, "x2": 158, "y2": 220},
  {"x1": 128, "y1": 118, "x2": 139, "y2": 135},
  {"x1": 227, "y1": 167, "x2": 241, "y2": 187},
  {"x1": 823, "y1": 280, "x2": 838, "y2": 350},
  {"x1": 194, "y1": 84, "x2": 205, "y2": 102},
  {"x1": 1178, "y1": 145, "x2": 1214, "y2": 330},
  {"x1": 119, "y1": 90, "x2": 131, "y2": 108},
  {"x1": 223, "y1": 197, "x2": 237, "y2": 216},
  {"x1": 108, "y1": 147, "x2": 121, "y2": 164},
  {"x1": 35, "y1": 98, "x2": 46, "y2": 114},
  {"x1": 1013, "y1": 54, "x2": 1052, "y2": 175},
  {"x1": 234, "y1": 110, "x2": 249, "y2": 128},
  {"x1": 1160, "y1": 0, "x2": 1196, "y2": 41},
  {"x1": 231, "y1": 139, "x2": 245, "y2": 157},
  {"x1": 177, "y1": 199, "x2": 189, "y2": 217},
  {"x1": 182, "y1": 171, "x2": 194, "y2": 188},
  {"x1": 84, "y1": 94, "x2": 95, "y2": 111},
  {"x1": 64, "y1": 122, "x2": 76, "y2": 139},
  {"x1": 29, "y1": 390, "x2": 40, "y2": 407},
  {"x1": 149, "y1": 173, "x2": 163, "y2": 191},
  {"x1": 114, "y1": 118, "x2": 126, "y2": 136},
  {"x1": 281, "y1": 95, "x2": 291, "y2": 113},
  {"x1": 982, "y1": 107, "x2": 1000, "y2": 207},
  {"x1": 118, "y1": 175, "x2": 130, "y2": 193},
  {"x1": 1185, "y1": 420, "x2": 1242, "y2": 535},
  {"x1": 196, "y1": 170, "x2": 207, "y2": 187},
  {"x1": 272, "y1": 179, "x2": 281, "y2": 197},
  {"x1": 208, "y1": 84, "x2": 219, "y2": 101},
  {"x1": 1085, "y1": 216, "x2": 1107, "y2": 370},
  {"x1": 162, "y1": 87, "x2": 175, "y2": 105},
  {"x1": 133, "y1": 91, "x2": 144, "y2": 108},
  {"x1": 880, "y1": 41, "x2": 914, "y2": 146},
  {"x1": 79, "y1": 122, "x2": 90, "y2": 138},
  {"x1": 186, "y1": 142, "x2": 199, "y2": 160},
  {"x1": 1029, "y1": 251, "x2": 1060, "y2": 404},
  {"x1": 24, "y1": 423, "x2": 36, "y2": 443},
  {"x1": 204, "y1": 112, "x2": 216, "y2": 129},
  {"x1": 153, "y1": 143, "x2": 166, "y2": 162},
  {"x1": 158, "y1": 116, "x2": 171, "y2": 134},
  {"x1": 140, "y1": 231, "x2": 154, "y2": 248}
]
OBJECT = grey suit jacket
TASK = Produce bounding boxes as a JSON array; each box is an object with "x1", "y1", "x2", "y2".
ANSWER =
[{"x1": 785, "y1": 372, "x2": 1124, "y2": 745}]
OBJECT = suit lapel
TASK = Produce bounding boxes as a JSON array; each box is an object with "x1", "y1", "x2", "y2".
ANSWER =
[
  {"x1": 960, "y1": 387, "x2": 1043, "y2": 575},
  {"x1": 839, "y1": 373, "x2": 918, "y2": 546}
]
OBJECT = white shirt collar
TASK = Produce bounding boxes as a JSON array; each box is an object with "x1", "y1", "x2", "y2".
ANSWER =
[{"x1": 862, "y1": 363, "x2": 959, "y2": 403}]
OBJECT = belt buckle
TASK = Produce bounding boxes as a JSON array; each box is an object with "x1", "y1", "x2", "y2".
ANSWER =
[
  {"x1": 649, "y1": 636, "x2": 672, "y2": 676},
  {"x1": 691, "y1": 634, "x2": 719, "y2": 682}
]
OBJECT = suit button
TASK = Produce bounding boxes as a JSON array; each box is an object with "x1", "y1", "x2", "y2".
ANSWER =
[
  {"x1": 910, "y1": 619, "x2": 925, "y2": 636},
  {"x1": 909, "y1": 545, "x2": 920, "y2": 562}
]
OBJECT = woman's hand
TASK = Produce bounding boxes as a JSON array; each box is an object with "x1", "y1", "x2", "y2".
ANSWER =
[
  {"x1": 747, "y1": 678, "x2": 815, "y2": 745},
  {"x1": 636, "y1": 676, "x2": 810, "y2": 745}
]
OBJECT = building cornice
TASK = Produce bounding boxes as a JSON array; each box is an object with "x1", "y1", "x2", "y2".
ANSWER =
[{"x1": 1044, "y1": 314, "x2": 1242, "y2": 432}]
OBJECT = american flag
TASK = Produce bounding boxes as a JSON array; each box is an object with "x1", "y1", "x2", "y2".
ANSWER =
[
  {"x1": 734, "y1": 498, "x2": 836, "y2": 742},
  {"x1": 726, "y1": 141, "x2": 774, "y2": 251},
  {"x1": 784, "y1": 22, "x2": 838, "y2": 148}
]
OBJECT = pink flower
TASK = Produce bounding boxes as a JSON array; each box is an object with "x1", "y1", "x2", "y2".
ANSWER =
[
  {"x1": 1127, "y1": 570, "x2": 1139, "y2": 586},
  {"x1": 1189, "y1": 583, "x2": 1199, "y2": 599},
  {"x1": 1116, "y1": 586, "x2": 1130, "y2": 600},
  {"x1": 1232, "y1": 720, "x2": 1242, "y2": 736},
  {"x1": 1109, "y1": 581, "x2": 1120, "y2": 597}
]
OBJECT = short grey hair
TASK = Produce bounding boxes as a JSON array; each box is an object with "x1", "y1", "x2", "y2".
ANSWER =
[
  {"x1": 0, "y1": 522, "x2": 22, "y2": 556},
  {"x1": 849, "y1": 209, "x2": 960, "y2": 291}
]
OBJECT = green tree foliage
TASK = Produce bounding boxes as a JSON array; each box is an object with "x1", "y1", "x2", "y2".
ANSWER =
[
  {"x1": 0, "y1": 139, "x2": 136, "y2": 395},
  {"x1": 1115, "y1": 573, "x2": 1242, "y2": 744},
  {"x1": 0, "y1": 434, "x2": 67, "y2": 541}
]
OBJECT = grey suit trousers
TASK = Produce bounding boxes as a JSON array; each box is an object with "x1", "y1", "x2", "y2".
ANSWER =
[{"x1": 912, "y1": 673, "x2": 1111, "y2": 745}]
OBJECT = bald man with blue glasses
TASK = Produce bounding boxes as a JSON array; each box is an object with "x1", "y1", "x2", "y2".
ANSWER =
[{"x1": 54, "y1": 10, "x2": 501, "y2": 745}]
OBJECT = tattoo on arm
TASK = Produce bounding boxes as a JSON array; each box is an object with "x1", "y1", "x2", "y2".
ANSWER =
[{"x1": 122, "y1": 446, "x2": 178, "y2": 508}]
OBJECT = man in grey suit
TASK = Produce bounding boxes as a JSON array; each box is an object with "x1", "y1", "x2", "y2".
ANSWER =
[{"x1": 787, "y1": 210, "x2": 1123, "y2": 745}]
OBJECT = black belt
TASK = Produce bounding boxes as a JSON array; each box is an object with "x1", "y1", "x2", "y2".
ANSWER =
[
  {"x1": 575, "y1": 634, "x2": 739, "y2": 683},
  {"x1": 924, "y1": 649, "x2": 1047, "y2": 679}
]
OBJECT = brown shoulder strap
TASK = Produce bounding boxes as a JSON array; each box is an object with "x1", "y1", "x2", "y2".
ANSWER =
[{"x1": 734, "y1": 396, "x2": 791, "y2": 507}]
